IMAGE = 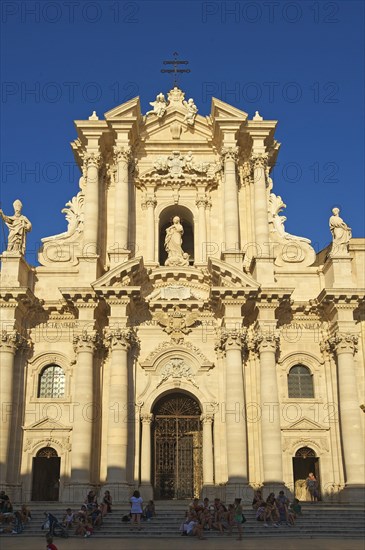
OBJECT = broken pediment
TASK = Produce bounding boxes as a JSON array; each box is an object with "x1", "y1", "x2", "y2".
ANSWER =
[
  {"x1": 210, "y1": 97, "x2": 248, "y2": 121},
  {"x1": 104, "y1": 96, "x2": 142, "y2": 121}
]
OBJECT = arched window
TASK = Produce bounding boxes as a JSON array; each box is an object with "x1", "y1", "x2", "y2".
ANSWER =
[
  {"x1": 38, "y1": 365, "x2": 65, "y2": 398},
  {"x1": 288, "y1": 365, "x2": 314, "y2": 398}
]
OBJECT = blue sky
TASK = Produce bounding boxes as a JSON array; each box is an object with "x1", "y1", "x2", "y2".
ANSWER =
[{"x1": 1, "y1": 0, "x2": 364, "y2": 265}]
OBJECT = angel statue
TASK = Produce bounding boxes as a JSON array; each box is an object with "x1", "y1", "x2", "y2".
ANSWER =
[
  {"x1": 183, "y1": 97, "x2": 198, "y2": 126},
  {"x1": 329, "y1": 207, "x2": 352, "y2": 256},
  {"x1": 146, "y1": 93, "x2": 168, "y2": 118},
  {"x1": 0, "y1": 199, "x2": 32, "y2": 255},
  {"x1": 164, "y1": 216, "x2": 189, "y2": 266}
]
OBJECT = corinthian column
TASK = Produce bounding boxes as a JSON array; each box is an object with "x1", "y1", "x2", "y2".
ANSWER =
[
  {"x1": 221, "y1": 147, "x2": 240, "y2": 254},
  {"x1": 251, "y1": 153, "x2": 270, "y2": 257},
  {"x1": 112, "y1": 145, "x2": 131, "y2": 260},
  {"x1": 196, "y1": 195, "x2": 208, "y2": 263},
  {"x1": 254, "y1": 331, "x2": 283, "y2": 487},
  {"x1": 140, "y1": 413, "x2": 153, "y2": 494},
  {"x1": 201, "y1": 413, "x2": 214, "y2": 485},
  {"x1": 105, "y1": 328, "x2": 132, "y2": 485},
  {"x1": 0, "y1": 330, "x2": 21, "y2": 486},
  {"x1": 329, "y1": 333, "x2": 364, "y2": 491},
  {"x1": 83, "y1": 151, "x2": 101, "y2": 254},
  {"x1": 143, "y1": 196, "x2": 157, "y2": 263},
  {"x1": 71, "y1": 331, "x2": 98, "y2": 492},
  {"x1": 220, "y1": 329, "x2": 248, "y2": 486}
]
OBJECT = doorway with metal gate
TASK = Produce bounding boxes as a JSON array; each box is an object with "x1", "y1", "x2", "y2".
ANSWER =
[
  {"x1": 31, "y1": 447, "x2": 60, "y2": 501},
  {"x1": 153, "y1": 392, "x2": 202, "y2": 499}
]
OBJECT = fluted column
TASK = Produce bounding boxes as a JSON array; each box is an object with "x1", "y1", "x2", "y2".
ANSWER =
[
  {"x1": 71, "y1": 331, "x2": 98, "y2": 484},
  {"x1": 222, "y1": 147, "x2": 240, "y2": 252},
  {"x1": 201, "y1": 413, "x2": 214, "y2": 485},
  {"x1": 140, "y1": 413, "x2": 153, "y2": 486},
  {"x1": 144, "y1": 196, "x2": 157, "y2": 263},
  {"x1": 219, "y1": 329, "x2": 248, "y2": 483},
  {"x1": 251, "y1": 153, "x2": 270, "y2": 257},
  {"x1": 0, "y1": 330, "x2": 21, "y2": 485},
  {"x1": 254, "y1": 331, "x2": 283, "y2": 486},
  {"x1": 113, "y1": 145, "x2": 131, "y2": 254},
  {"x1": 105, "y1": 328, "x2": 132, "y2": 484},
  {"x1": 83, "y1": 151, "x2": 101, "y2": 254},
  {"x1": 196, "y1": 195, "x2": 208, "y2": 262},
  {"x1": 329, "y1": 333, "x2": 364, "y2": 486}
]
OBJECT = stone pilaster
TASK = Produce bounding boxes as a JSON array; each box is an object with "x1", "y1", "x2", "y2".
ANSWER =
[
  {"x1": 327, "y1": 332, "x2": 364, "y2": 498},
  {"x1": 253, "y1": 330, "x2": 283, "y2": 490}
]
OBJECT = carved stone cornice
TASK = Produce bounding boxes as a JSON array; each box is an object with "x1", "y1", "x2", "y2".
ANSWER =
[
  {"x1": 104, "y1": 327, "x2": 136, "y2": 351},
  {"x1": 252, "y1": 331, "x2": 280, "y2": 355},
  {"x1": 113, "y1": 144, "x2": 132, "y2": 165},
  {"x1": 140, "y1": 413, "x2": 154, "y2": 424},
  {"x1": 250, "y1": 152, "x2": 268, "y2": 170},
  {"x1": 200, "y1": 413, "x2": 214, "y2": 424},
  {"x1": 73, "y1": 330, "x2": 99, "y2": 353},
  {"x1": 328, "y1": 332, "x2": 358, "y2": 356},
  {"x1": 221, "y1": 145, "x2": 239, "y2": 162},
  {"x1": 216, "y1": 328, "x2": 247, "y2": 353}
]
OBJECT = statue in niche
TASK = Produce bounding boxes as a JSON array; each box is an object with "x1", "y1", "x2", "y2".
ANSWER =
[
  {"x1": 329, "y1": 207, "x2": 352, "y2": 255},
  {"x1": 0, "y1": 199, "x2": 32, "y2": 254},
  {"x1": 146, "y1": 92, "x2": 168, "y2": 118},
  {"x1": 183, "y1": 98, "x2": 198, "y2": 126},
  {"x1": 164, "y1": 216, "x2": 189, "y2": 266}
]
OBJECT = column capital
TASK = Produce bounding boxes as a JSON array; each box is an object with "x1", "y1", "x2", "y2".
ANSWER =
[
  {"x1": 252, "y1": 330, "x2": 280, "y2": 355},
  {"x1": 83, "y1": 151, "x2": 102, "y2": 169},
  {"x1": 250, "y1": 152, "x2": 268, "y2": 170},
  {"x1": 196, "y1": 196, "x2": 210, "y2": 209},
  {"x1": 221, "y1": 145, "x2": 239, "y2": 162},
  {"x1": 215, "y1": 328, "x2": 247, "y2": 354},
  {"x1": 73, "y1": 330, "x2": 99, "y2": 353},
  {"x1": 0, "y1": 329, "x2": 26, "y2": 353},
  {"x1": 113, "y1": 144, "x2": 132, "y2": 164},
  {"x1": 142, "y1": 197, "x2": 157, "y2": 210},
  {"x1": 200, "y1": 413, "x2": 214, "y2": 424},
  {"x1": 141, "y1": 413, "x2": 154, "y2": 424},
  {"x1": 104, "y1": 327, "x2": 136, "y2": 351},
  {"x1": 328, "y1": 332, "x2": 358, "y2": 355}
]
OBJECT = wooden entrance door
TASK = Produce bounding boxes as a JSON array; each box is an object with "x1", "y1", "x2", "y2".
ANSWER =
[{"x1": 31, "y1": 447, "x2": 60, "y2": 501}]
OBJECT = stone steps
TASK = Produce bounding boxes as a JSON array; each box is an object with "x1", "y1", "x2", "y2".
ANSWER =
[{"x1": 3, "y1": 505, "x2": 364, "y2": 539}]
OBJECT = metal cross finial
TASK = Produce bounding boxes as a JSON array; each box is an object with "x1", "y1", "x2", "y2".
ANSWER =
[{"x1": 161, "y1": 52, "x2": 190, "y2": 87}]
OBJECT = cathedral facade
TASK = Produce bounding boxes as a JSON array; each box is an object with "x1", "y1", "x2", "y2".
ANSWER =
[{"x1": 0, "y1": 87, "x2": 364, "y2": 504}]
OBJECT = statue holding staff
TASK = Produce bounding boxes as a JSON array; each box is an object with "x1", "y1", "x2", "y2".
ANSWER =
[{"x1": 0, "y1": 199, "x2": 32, "y2": 254}]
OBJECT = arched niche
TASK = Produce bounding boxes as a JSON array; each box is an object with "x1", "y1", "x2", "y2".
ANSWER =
[{"x1": 158, "y1": 205, "x2": 194, "y2": 266}]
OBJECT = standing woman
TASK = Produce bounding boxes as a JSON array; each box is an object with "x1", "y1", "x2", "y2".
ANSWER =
[
  {"x1": 130, "y1": 490, "x2": 143, "y2": 531},
  {"x1": 306, "y1": 472, "x2": 319, "y2": 502}
]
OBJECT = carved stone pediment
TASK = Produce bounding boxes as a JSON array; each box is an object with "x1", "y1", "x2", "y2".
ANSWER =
[
  {"x1": 23, "y1": 417, "x2": 72, "y2": 432},
  {"x1": 141, "y1": 340, "x2": 214, "y2": 372},
  {"x1": 282, "y1": 417, "x2": 329, "y2": 432}
]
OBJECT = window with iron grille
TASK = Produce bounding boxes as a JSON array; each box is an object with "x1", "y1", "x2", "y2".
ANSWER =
[
  {"x1": 38, "y1": 365, "x2": 65, "y2": 398},
  {"x1": 288, "y1": 365, "x2": 314, "y2": 398}
]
